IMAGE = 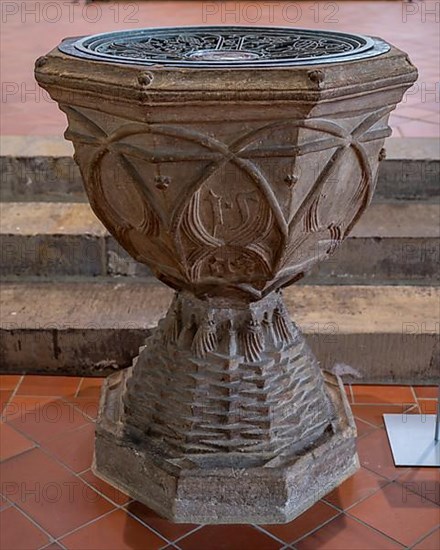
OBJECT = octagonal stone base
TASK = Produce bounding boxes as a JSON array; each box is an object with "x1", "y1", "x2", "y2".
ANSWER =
[{"x1": 93, "y1": 370, "x2": 358, "y2": 524}]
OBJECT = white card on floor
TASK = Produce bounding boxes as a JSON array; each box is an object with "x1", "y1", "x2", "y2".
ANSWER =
[{"x1": 383, "y1": 414, "x2": 440, "y2": 467}]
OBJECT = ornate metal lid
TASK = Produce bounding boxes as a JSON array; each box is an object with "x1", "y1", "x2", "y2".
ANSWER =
[{"x1": 59, "y1": 26, "x2": 390, "y2": 68}]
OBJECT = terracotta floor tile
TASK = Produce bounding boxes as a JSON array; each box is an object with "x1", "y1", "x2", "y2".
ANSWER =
[
  {"x1": 399, "y1": 120, "x2": 439, "y2": 138},
  {"x1": 41, "y1": 544, "x2": 64, "y2": 550},
  {"x1": 414, "y1": 386, "x2": 439, "y2": 399},
  {"x1": 80, "y1": 470, "x2": 130, "y2": 506},
  {"x1": 0, "y1": 422, "x2": 35, "y2": 462},
  {"x1": 0, "y1": 506, "x2": 49, "y2": 550},
  {"x1": 178, "y1": 525, "x2": 282, "y2": 550},
  {"x1": 1, "y1": 396, "x2": 59, "y2": 422},
  {"x1": 391, "y1": 126, "x2": 404, "y2": 138},
  {"x1": 389, "y1": 114, "x2": 415, "y2": 128},
  {"x1": 0, "y1": 391, "x2": 12, "y2": 413},
  {"x1": 60, "y1": 508, "x2": 166, "y2": 550},
  {"x1": 296, "y1": 514, "x2": 403, "y2": 550},
  {"x1": 357, "y1": 428, "x2": 409, "y2": 480},
  {"x1": 42, "y1": 423, "x2": 95, "y2": 473},
  {"x1": 127, "y1": 501, "x2": 196, "y2": 541},
  {"x1": 393, "y1": 106, "x2": 436, "y2": 121},
  {"x1": 351, "y1": 404, "x2": 416, "y2": 428},
  {"x1": 413, "y1": 528, "x2": 440, "y2": 550},
  {"x1": 0, "y1": 375, "x2": 21, "y2": 391},
  {"x1": 396, "y1": 468, "x2": 440, "y2": 506},
  {"x1": 9, "y1": 398, "x2": 90, "y2": 444},
  {"x1": 0, "y1": 448, "x2": 114, "y2": 538},
  {"x1": 262, "y1": 500, "x2": 339, "y2": 543},
  {"x1": 354, "y1": 417, "x2": 376, "y2": 438},
  {"x1": 64, "y1": 395, "x2": 100, "y2": 421},
  {"x1": 417, "y1": 101, "x2": 440, "y2": 113},
  {"x1": 77, "y1": 378, "x2": 105, "y2": 398},
  {"x1": 348, "y1": 482, "x2": 440, "y2": 547},
  {"x1": 351, "y1": 385, "x2": 416, "y2": 405},
  {"x1": 17, "y1": 376, "x2": 81, "y2": 397},
  {"x1": 324, "y1": 468, "x2": 388, "y2": 511},
  {"x1": 417, "y1": 399, "x2": 438, "y2": 415},
  {"x1": 0, "y1": 493, "x2": 11, "y2": 512}
]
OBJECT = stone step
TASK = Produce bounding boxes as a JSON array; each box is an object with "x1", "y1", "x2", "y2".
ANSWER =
[
  {"x1": 1, "y1": 201, "x2": 438, "y2": 283},
  {"x1": 1, "y1": 281, "x2": 438, "y2": 384},
  {"x1": 1, "y1": 136, "x2": 439, "y2": 202},
  {"x1": 377, "y1": 137, "x2": 439, "y2": 202}
]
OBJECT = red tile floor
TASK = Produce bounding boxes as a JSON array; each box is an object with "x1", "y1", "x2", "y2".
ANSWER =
[
  {"x1": 0, "y1": 1, "x2": 439, "y2": 137},
  {"x1": 0, "y1": 375, "x2": 439, "y2": 550}
]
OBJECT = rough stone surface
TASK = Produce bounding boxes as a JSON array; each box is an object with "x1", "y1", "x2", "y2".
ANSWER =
[
  {"x1": 95, "y1": 366, "x2": 358, "y2": 524},
  {"x1": 0, "y1": 202, "x2": 107, "y2": 277},
  {"x1": 1, "y1": 282, "x2": 438, "y2": 383},
  {"x1": 106, "y1": 237, "x2": 152, "y2": 277},
  {"x1": 376, "y1": 137, "x2": 440, "y2": 201},
  {"x1": 0, "y1": 155, "x2": 84, "y2": 203},
  {"x1": 123, "y1": 291, "x2": 335, "y2": 457}
]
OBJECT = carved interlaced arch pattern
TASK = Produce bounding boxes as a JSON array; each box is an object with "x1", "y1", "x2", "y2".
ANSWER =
[{"x1": 63, "y1": 106, "x2": 391, "y2": 296}]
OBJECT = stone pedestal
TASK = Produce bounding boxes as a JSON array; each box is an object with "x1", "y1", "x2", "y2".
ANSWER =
[
  {"x1": 35, "y1": 25, "x2": 417, "y2": 523},
  {"x1": 94, "y1": 291, "x2": 358, "y2": 523}
]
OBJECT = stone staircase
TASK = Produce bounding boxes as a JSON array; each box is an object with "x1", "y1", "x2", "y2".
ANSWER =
[{"x1": 1, "y1": 137, "x2": 439, "y2": 383}]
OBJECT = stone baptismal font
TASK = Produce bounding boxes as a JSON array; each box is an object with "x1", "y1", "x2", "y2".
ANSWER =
[{"x1": 35, "y1": 26, "x2": 417, "y2": 523}]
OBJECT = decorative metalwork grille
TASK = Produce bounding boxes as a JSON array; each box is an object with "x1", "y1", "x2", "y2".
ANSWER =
[{"x1": 59, "y1": 26, "x2": 390, "y2": 67}]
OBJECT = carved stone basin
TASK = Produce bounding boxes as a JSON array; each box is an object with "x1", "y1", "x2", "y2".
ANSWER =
[{"x1": 35, "y1": 26, "x2": 417, "y2": 524}]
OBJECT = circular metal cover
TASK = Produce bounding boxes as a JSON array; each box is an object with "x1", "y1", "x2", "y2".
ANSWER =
[{"x1": 59, "y1": 26, "x2": 390, "y2": 68}]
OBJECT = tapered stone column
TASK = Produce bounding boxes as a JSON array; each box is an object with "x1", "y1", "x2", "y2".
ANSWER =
[
  {"x1": 123, "y1": 292, "x2": 334, "y2": 452},
  {"x1": 35, "y1": 25, "x2": 417, "y2": 523},
  {"x1": 94, "y1": 290, "x2": 357, "y2": 523}
]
